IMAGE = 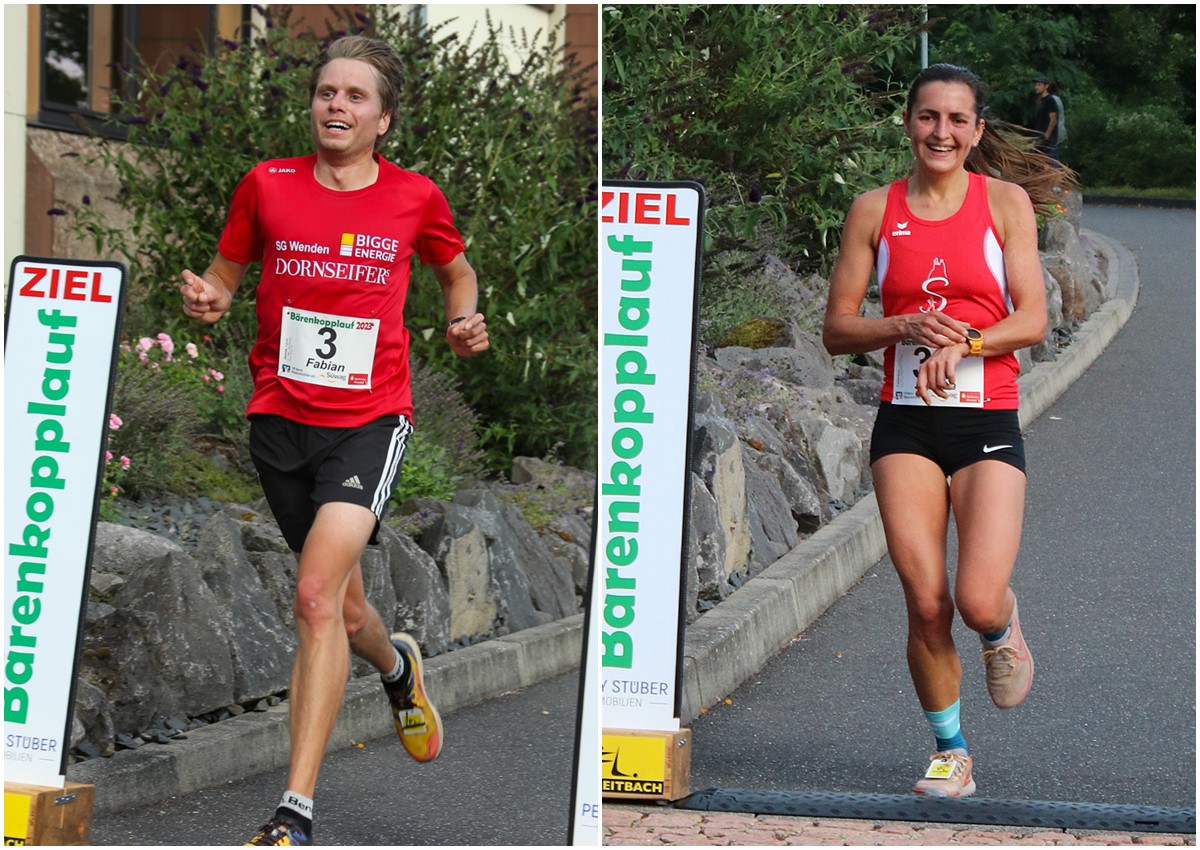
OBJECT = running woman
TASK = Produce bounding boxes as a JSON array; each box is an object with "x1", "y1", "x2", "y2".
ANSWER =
[
  {"x1": 822, "y1": 64, "x2": 1071, "y2": 798},
  {"x1": 180, "y1": 35, "x2": 489, "y2": 846}
]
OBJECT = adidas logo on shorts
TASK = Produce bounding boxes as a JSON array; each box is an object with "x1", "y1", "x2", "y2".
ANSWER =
[{"x1": 342, "y1": 475, "x2": 364, "y2": 490}]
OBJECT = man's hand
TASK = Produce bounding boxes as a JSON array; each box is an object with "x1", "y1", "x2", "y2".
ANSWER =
[
  {"x1": 180, "y1": 269, "x2": 231, "y2": 323},
  {"x1": 446, "y1": 313, "x2": 489, "y2": 357}
]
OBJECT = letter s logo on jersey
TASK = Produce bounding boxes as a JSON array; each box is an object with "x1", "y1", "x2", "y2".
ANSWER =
[{"x1": 919, "y1": 257, "x2": 950, "y2": 313}]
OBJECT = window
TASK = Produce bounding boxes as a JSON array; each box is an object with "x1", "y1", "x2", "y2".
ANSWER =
[{"x1": 37, "y1": 5, "x2": 217, "y2": 137}]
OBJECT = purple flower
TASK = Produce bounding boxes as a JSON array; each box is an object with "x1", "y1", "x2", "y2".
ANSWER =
[
  {"x1": 128, "y1": 116, "x2": 149, "y2": 125},
  {"x1": 749, "y1": 185, "x2": 762, "y2": 203},
  {"x1": 82, "y1": 195, "x2": 91, "y2": 205},
  {"x1": 47, "y1": 208, "x2": 67, "y2": 216}
]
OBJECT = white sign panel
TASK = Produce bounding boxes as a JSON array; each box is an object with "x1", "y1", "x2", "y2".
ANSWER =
[
  {"x1": 4, "y1": 257, "x2": 126, "y2": 787},
  {"x1": 599, "y1": 182, "x2": 704, "y2": 732}
]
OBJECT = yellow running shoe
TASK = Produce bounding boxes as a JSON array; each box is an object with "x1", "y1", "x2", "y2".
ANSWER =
[
  {"x1": 244, "y1": 817, "x2": 311, "y2": 846},
  {"x1": 384, "y1": 632, "x2": 443, "y2": 762}
]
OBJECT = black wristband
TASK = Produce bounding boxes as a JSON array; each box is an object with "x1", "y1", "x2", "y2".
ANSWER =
[{"x1": 448, "y1": 316, "x2": 468, "y2": 326}]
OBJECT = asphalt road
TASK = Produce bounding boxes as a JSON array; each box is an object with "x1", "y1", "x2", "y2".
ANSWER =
[
  {"x1": 688, "y1": 204, "x2": 1196, "y2": 810},
  {"x1": 88, "y1": 670, "x2": 581, "y2": 845}
]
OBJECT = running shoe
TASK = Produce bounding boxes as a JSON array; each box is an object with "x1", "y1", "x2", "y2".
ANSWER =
[
  {"x1": 244, "y1": 817, "x2": 311, "y2": 846},
  {"x1": 383, "y1": 632, "x2": 443, "y2": 762},
  {"x1": 981, "y1": 600, "x2": 1034, "y2": 709},
  {"x1": 912, "y1": 751, "x2": 976, "y2": 797}
]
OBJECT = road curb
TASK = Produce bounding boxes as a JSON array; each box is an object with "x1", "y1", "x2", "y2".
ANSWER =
[
  {"x1": 678, "y1": 228, "x2": 1139, "y2": 724},
  {"x1": 69, "y1": 613, "x2": 583, "y2": 814}
]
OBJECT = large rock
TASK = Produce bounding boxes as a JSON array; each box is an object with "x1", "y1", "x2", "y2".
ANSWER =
[
  {"x1": 546, "y1": 513, "x2": 593, "y2": 596},
  {"x1": 1029, "y1": 265, "x2": 1066, "y2": 364},
  {"x1": 686, "y1": 473, "x2": 727, "y2": 608},
  {"x1": 419, "y1": 507, "x2": 498, "y2": 641},
  {"x1": 456, "y1": 490, "x2": 578, "y2": 623},
  {"x1": 194, "y1": 514, "x2": 297, "y2": 703},
  {"x1": 86, "y1": 525, "x2": 236, "y2": 734},
  {"x1": 713, "y1": 334, "x2": 836, "y2": 389},
  {"x1": 379, "y1": 525, "x2": 452, "y2": 656},
  {"x1": 741, "y1": 413, "x2": 827, "y2": 532},
  {"x1": 70, "y1": 674, "x2": 115, "y2": 757},
  {"x1": 690, "y1": 416, "x2": 750, "y2": 581},
  {"x1": 1042, "y1": 217, "x2": 1106, "y2": 322},
  {"x1": 742, "y1": 460, "x2": 797, "y2": 575}
]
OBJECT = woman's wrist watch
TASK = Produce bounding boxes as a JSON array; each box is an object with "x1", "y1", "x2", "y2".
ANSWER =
[{"x1": 965, "y1": 327, "x2": 983, "y2": 356}]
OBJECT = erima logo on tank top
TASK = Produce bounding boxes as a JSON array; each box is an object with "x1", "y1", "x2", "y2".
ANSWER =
[{"x1": 891, "y1": 220, "x2": 912, "y2": 237}]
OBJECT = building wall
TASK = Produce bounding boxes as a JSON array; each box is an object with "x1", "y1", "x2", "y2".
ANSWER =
[{"x1": 4, "y1": 5, "x2": 30, "y2": 271}]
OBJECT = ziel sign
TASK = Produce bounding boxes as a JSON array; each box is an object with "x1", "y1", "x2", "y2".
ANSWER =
[
  {"x1": 4, "y1": 257, "x2": 125, "y2": 787},
  {"x1": 599, "y1": 182, "x2": 704, "y2": 733}
]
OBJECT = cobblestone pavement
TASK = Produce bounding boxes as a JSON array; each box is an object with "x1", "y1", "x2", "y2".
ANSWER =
[{"x1": 603, "y1": 806, "x2": 1196, "y2": 846}]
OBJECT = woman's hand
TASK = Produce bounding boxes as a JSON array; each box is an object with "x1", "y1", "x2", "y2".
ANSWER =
[
  {"x1": 915, "y1": 340, "x2": 971, "y2": 405},
  {"x1": 899, "y1": 310, "x2": 969, "y2": 349}
]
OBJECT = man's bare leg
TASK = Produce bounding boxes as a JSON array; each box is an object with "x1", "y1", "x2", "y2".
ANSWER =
[{"x1": 284, "y1": 502, "x2": 377, "y2": 798}]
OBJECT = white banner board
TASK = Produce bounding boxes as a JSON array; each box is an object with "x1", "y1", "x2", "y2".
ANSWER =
[
  {"x1": 599, "y1": 182, "x2": 704, "y2": 732},
  {"x1": 4, "y1": 257, "x2": 126, "y2": 787}
]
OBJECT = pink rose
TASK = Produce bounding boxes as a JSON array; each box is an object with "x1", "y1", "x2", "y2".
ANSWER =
[
  {"x1": 120, "y1": 456, "x2": 131, "y2": 470},
  {"x1": 106, "y1": 451, "x2": 113, "y2": 462},
  {"x1": 185, "y1": 342, "x2": 199, "y2": 359},
  {"x1": 137, "y1": 337, "x2": 155, "y2": 353},
  {"x1": 109, "y1": 413, "x2": 123, "y2": 430}
]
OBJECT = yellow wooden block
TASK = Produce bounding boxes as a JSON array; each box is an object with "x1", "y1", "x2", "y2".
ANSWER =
[
  {"x1": 4, "y1": 782, "x2": 94, "y2": 846},
  {"x1": 602, "y1": 728, "x2": 691, "y2": 801}
]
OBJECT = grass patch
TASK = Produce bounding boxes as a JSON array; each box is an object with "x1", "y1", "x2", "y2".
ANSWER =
[{"x1": 1084, "y1": 185, "x2": 1195, "y2": 201}]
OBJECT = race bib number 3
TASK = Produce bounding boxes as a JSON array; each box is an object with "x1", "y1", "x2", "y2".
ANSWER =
[
  {"x1": 279, "y1": 306, "x2": 379, "y2": 389},
  {"x1": 892, "y1": 342, "x2": 984, "y2": 408}
]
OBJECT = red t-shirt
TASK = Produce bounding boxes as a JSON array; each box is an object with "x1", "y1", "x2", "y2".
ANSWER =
[
  {"x1": 875, "y1": 172, "x2": 1020, "y2": 409},
  {"x1": 218, "y1": 153, "x2": 464, "y2": 425}
]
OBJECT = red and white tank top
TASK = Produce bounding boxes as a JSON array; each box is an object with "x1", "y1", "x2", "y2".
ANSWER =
[{"x1": 876, "y1": 171, "x2": 1019, "y2": 409}]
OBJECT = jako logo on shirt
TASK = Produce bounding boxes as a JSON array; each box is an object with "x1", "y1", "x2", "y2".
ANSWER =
[
  {"x1": 339, "y1": 232, "x2": 400, "y2": 262},
  {"x1": 268, "y1": 166, "x2": 297, "y2": 174}
]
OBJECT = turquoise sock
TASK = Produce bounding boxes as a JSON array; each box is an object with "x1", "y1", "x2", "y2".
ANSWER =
[
  {"x1": 982, "y1": 621, "x2": 1012, "y2": 646},
  {"x1": 923, "y1": 700, "x2": 968, "y2": 754}
]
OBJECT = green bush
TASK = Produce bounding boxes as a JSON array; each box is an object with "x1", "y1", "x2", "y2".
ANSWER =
[
  {"x1": 69, "y1": 4, "x2": 596, "y2": 476},
  {"x1": 603, "y1": 4, "x2": 919, "y2": 272},
  {"x1": 390, "y1": 357, "x2": 487, "y2": 505},
  {"x1": 1067, "y1": 97, "x2": 1196, "y2": 189}
]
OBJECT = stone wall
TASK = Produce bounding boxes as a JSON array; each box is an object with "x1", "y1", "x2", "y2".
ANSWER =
[{"x1": 72, "y1": 464, "x2": 591, "y2": 760}]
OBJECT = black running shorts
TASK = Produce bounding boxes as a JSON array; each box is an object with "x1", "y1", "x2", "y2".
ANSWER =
[
  {"x1": 249, "y1": 413, "x2": 413, "y2": 552},
  {"x1": 869, "y1": 402, "x2": 1026, "y2": 477}
]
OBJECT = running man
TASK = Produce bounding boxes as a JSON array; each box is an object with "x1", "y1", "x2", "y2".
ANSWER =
[{"x1": 180, "y1": 35, "x2": 489, "y2": 846}]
